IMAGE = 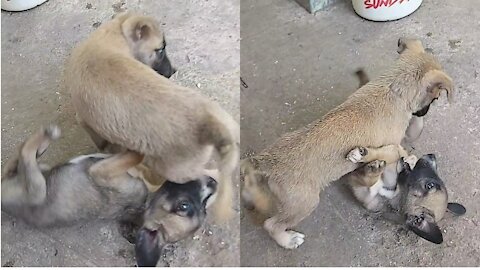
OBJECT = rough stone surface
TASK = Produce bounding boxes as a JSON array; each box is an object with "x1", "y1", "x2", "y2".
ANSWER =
[
  {"x1": 1, "y1": 0, "x2": 239, "y2": 267},
  {"x1": 240, "y1": 0, "x2": 480, "y2": 266}
]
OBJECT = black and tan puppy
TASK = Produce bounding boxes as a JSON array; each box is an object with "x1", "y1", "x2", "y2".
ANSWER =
[
  {"x1": 346, "y1": 150, "x2": 466, "y2": 244},
  {"x1": 135, "y1": 175, "x2": 218, "y2": 267},
  {"x1": 1, "y1": 125, "x2": 218, "y2": 236},
  {"x1": 241, "y1": 38, "x2": 453, "y2": 249},
  {"x1": 64, "y1": 12, "x2": 239, "y2": 222},
  {"x1": 1, "y1": 125, "x2": 147, "y2": 227}
]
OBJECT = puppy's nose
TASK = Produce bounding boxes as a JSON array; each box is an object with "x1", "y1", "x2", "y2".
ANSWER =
[{"x1": 207, "y1": 176, "x2": 217, "y2": 189}]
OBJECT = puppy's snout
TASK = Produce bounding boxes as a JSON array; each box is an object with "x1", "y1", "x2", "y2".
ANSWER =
[
  {"x1": 397, "y1": 37, "x2": 406, "y2": 54},
  {"x1": 135, "y1": 227, "x2": 161, "y2": 267}
]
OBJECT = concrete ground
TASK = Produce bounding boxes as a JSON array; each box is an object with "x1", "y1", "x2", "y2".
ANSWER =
[
  {"x1": 1, "y1": 0, "x2": 239, "y2": 267},
  {"x1": 240, "y1": 0, "x2": 480, "y2": 267}
]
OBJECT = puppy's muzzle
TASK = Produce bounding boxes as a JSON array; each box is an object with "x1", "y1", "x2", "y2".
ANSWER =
[
  {"x1": 135, "y1": 227, "x2": 163, "y2": 267},
  {"x1": 153, "y1": 55, "x2": 176, "y2": 78}
]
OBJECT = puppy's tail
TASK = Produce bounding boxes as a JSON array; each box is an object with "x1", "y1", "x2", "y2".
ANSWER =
[
  {"x1": 201, "y1": 112, "x2": 239, "y2": 223},
  {"x1": 354, "y1": 68, "x2": 370, "y2": 88},
  {"x1": 240, "y1": 158, "x2": 272, "y2": 215}
]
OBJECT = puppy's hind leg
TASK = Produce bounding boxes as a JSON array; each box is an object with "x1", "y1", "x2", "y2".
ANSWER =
[
  {"x1": 88, "y1": 151, "x2": 145, "y2": 187},
  {"x1": 2, "y1": 125, "x2": 60, "y2": 206},
  {"x1": 78, "y1": 118, "x2": 124, "y2": 154},
  {"x1": 264, "y1": 190, "x2": 318, "y2": 249}
]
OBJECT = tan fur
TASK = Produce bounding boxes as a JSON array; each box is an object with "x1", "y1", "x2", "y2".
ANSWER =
[
  {"x1": 64, "y1": 13, "x2": 239, "y2": 222},
  {"x1": 344, "y1": 145, "x2": 414, "y2": 212},
  {"x1": 241, "y1": 38, "x2": 454, "y2": 249}
]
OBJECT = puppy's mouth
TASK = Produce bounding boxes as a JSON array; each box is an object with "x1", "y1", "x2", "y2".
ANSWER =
[
  {"x1": 413, "y1": 97, "x2": 438, "y2": 117},
  {"x1": 413, "y1": 104, "x2": 431, "y2": 117},
  {"x1": 135, "y1": 226, "x2": 166, "y2": 267}
]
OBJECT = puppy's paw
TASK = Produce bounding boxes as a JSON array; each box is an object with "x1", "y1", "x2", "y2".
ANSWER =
[
  {"x1": 45, "y1": 124, "x2": 61, "y2": 140},
  {"x1": 275, "y1": 230, "x2": 305, "y2": 249},
  {"x1": 347, "y1": 147, "x2": 368, "y2": 163},
  {"x1": 366, "y1": 160, "x2": 386, "y2": 173},
  {"x1": 403, "y1": 155, "x2": 418, "y2": 169}
]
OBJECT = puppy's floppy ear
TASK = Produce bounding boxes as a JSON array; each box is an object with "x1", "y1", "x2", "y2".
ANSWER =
[
  {"x1": 422, "y1": 70, "x2": 454, "y2": 103},
  {"x1": 447, "y1": 203, "x2": 466, "y2": 216},
  {"x1": 406, "y1": 214, "x2": 443, "y2": 244},
  {"x1": 422, "y1": 154, "x2": 437, "y2": 170},
  {"x1": 113, "y1": 11, "x2": 132, "y2": 20},
  {"x1": 122, "y1": 16, "x2": 153, "y2": 42},
  {"x1": 354, "y1": 68, "x2": 370, "y2": 88},
  {"x1": 397, "y1": 38, "x2": 425, "y2": 54}
]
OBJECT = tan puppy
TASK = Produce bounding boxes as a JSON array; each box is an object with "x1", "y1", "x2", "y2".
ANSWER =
[
  {"x1": 241, "y1": 38, "x2": 453, "y2": 249},
  {"x1": 64, "y1": 13, "x2": 239, "y2": 221},
  {"x1": 355, "y1": 68, "x2": 425, "y2": 145}
]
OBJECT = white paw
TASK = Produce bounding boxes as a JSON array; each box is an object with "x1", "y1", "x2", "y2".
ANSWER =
[
  {"x1": 276, "y1": 230, "x2": 305, "y2": 249},
  {"x1": 403, "y1": 155, "x2": 418, "y2": 169},
  {"x1": 46, "y1": 124, "x2": 61, "y2": 140},
  {"x1": 347, "y1": 147, "x2": 367, "y2": 163}
]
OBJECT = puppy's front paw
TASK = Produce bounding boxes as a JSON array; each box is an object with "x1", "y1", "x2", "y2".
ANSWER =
[
  {"x1": 45, "y1": 124, "x2": 61, "y2": 140},
  {"x1": 403, "y1": 155, "x2": 418, "y2": 169},
  {"x1": 347, "y1": 147, "x2": 368, "y2": 163},
  {"x1": 275, "y1": 230, "x2": 305, "y2": 249}
]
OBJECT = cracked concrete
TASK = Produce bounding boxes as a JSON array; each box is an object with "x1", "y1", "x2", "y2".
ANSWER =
[
  {"x1": 1, "y1": 0, "x2": 239, "y2": 266},
  {"x1": 240, "y1": 0, "x2": 480, "y2": 266}
]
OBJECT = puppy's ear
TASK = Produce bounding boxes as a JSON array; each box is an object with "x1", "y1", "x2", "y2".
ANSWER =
[
  {"x1": 422, "y1": 154, "x2": 437, "y2": 170},
  {"x1": 122, "y1": 17, "x2": 153, "y2": 42},
  {"x1": 397, "y1": 38, "x2": 425, "y2": 54},
  {"x1": 113, "y1": 11, "x2": 132, "y2": 20},
  {"x1": 399, "y1": 157, "x2": 413, "y2": 172},
  {"x1": 422, "y1": 70, "x2": 454, "y2": 103},
  {"x1": 447, "y1": 203, "x2": 466, "y2": 216},
  {"x1": 406, "y1": 214, "x2": 443, "y2": 244},
  {"x1": 354, "y1": 68, "x2": 369, "y2": 88}
]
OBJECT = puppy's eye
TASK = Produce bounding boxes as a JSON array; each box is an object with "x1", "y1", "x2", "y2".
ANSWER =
[
  {"x1": 154, "y1": 48, "x2": 164, "y2": 54},
  {"x1": 176, "y1": 201, "x2": 191, "y2": 212},
  {"x1": 425, "y1": 182, "x2": 436, "y2": 190}
]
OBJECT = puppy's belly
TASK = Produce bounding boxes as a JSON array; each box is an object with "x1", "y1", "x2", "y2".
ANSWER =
[{"x1": 144, "y1": 145, "x2": 214, "y2": 183}]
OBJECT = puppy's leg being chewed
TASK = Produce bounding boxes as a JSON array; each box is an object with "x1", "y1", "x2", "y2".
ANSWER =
[
  {"x1": 347, "y1": 144, "x2": 408, "y2": 164},
  {"x1": 263, "y1": 191, "x2": 318, "y2": 249},
  {"x1": 347, "y1": 160, "x2": 386, "y2": 212},
  {"x1": 2, "y1": 125, "x2": 60, "y2": 206},
  {"x1": 89, "y1": 151, "x2": 145, "y2": 187}
]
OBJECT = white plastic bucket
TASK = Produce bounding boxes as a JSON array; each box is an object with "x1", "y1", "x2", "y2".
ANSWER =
[
  {"x1": 352, "y1": 0, "x2": 423, "y2": 21},
  {"x1": 1, "y1": 0, "x2": 48, "y2": 11}
]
